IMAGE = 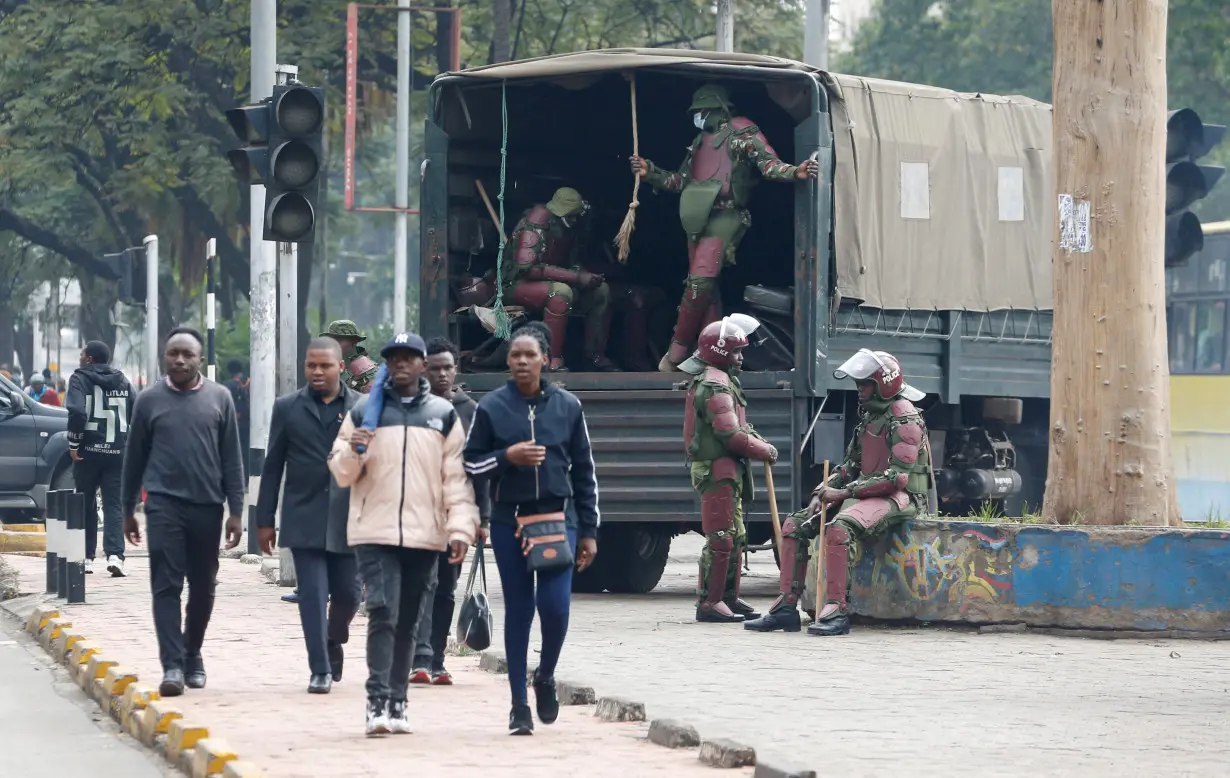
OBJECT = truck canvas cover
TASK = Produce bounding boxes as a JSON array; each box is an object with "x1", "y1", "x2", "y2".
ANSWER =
[{"x1": 447, "y1": 49, "x2": 1055, "y2": 313}]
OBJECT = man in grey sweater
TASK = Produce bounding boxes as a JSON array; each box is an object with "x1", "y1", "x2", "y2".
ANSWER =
[{"x1": 120, "y1": 327, "x2": 245, "y2": 698}]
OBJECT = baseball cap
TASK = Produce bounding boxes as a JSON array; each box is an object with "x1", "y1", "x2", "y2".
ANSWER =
[{"x1": 380, "y1": 332, "x2": 427, "y2": 358}]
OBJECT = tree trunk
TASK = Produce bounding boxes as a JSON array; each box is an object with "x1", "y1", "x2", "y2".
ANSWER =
[
  {"x1": 0, "y1": 302, "x2": 15, "y2": 369},
  {"x1": 1044, "y1": 0, "x2": 1177, "y2": 526},
  {"x1": 491, "y1": 0, "x2": 511, "y2": 64},
  {"x1": 77, "y1": 273, "x2": 118, "y2": 349},
  {"x1": 435, "y1": 0, "x2": 455, "y2": 73}
]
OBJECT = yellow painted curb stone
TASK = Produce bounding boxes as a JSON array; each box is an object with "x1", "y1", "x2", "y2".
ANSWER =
[
  {"x1": 26, "y1": 605, "x2": 59, "y2": 634},
  {"x1": 101, "y1": 666, "x2": 138, "y2": 699},
  {"x1": 39, "y1": 617, "x2": 72, "y2": 649},
  {"x1": 53, "y1": 630, "x2": 85, "y2": 660},
  {"x1": 167, "y1": 719, "x2": 209, "y2": 764},
  {"x1": 80, "y1": 654, "x2": 117, "y2": 693},
  {"x1": 222, "y1": 761, "x2": 266, "y2": 778},
  {"x1": 139, "y1": 700, "x2": 183, "y2": 746},
  {"x1": 3, "y1": 523, "x2": 44, "y2": 532},
  {"x1": 192, "y1": 738, "x2": 238, "y2": 778},
  {"x1": 120, "y1": 684, "x2": 160, "y2": 731},
  {"x1": 0, "y1": 530, "x2": 46, "y2": 555}
]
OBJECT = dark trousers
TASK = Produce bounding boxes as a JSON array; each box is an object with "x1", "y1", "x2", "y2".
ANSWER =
[
  {"x1": 290, "y1": 548, "x2": 361, "y2": 676},
  {"x1": 355, "y1": 544, "x2": 436, "y2": 701},
  {"x1": 145, "y1": 494, "x2": 223, "y2": 672},
  {"x1": 412, "y1": 552, "x2": 462, "y2": 670},
  {"x1": 490, "y1": 517, "x2": 577, "y2": 705},
  {"x1": 74, "y1": 453, "x2": 125, "y2": 560}
]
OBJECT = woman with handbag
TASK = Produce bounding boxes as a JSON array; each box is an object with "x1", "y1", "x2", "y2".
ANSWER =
[{"x1": 464, "y1": 320, "x2": 600, "y2": 736}]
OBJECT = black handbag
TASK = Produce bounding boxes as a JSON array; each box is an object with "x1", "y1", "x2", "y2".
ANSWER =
[
  {"x1": 515, "y1": 510, "x2": 574, "y2": 571},
  {"x1": 456, "y1": 540, "x2": 493, "y2": 652}
]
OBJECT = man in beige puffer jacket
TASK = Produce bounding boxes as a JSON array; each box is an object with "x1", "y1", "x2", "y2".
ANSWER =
[{"x1": 329, "y1": 332, "x2": 479, "y2": 737}]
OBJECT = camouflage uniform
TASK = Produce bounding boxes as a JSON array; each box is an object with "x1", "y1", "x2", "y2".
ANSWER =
[
  {"x1": 640, "y1": 84, "x2": 805, "y2": 372},
  {"x1": 680, "y1": 315, "x2": 777, "y2": 623},
  {"x1": 745, "y1": 349, "x2": 931, "y2": 636},
  {"x1": 503, "y1": 187, "x2": 617, "y2": 372},
  {"x1": 320, "y1": 320, "x2": 378, "y2": 394}
]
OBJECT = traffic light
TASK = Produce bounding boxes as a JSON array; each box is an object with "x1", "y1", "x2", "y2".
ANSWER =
[
  {"x1": 1165, "y1": 108, "x2": 1226, "y2": 267},
  {"x1": 225, "y1": 101, "x2": 271, "y2": 185},
  {"x1": 264, "y1": 84, "x2": 325, "y2": 243},
  {"x1": 103, "y1": 248, "x2": 147, "y2": 305}
]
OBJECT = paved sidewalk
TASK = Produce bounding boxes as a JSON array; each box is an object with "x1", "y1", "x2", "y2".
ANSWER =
[
  {"x1": 481, "y1": 533, "x2": 1230, "y2": 777},
  {"x1": 1, "y1": 552, "x2": 741, "y2": 778}
]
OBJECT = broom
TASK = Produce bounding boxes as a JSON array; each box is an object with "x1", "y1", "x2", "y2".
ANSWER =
[{"x1": 613, "y1": 72, "x2": 640, "y2": 263}]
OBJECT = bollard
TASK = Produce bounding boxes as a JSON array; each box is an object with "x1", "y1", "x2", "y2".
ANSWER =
[
  {"x1": 45, "y1": 489, "x2": 62, "y2": 594},
  {"x1": 57, "y1": 490, "x2": 70, "y2": 599},
  {"x1": 65, "y1": 492, "x2": 87, "y2": 604}
]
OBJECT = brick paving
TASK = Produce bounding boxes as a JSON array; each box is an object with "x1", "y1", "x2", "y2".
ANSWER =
[{"x1": 1, "y1": 550, "x2": 742, "y2": 778}]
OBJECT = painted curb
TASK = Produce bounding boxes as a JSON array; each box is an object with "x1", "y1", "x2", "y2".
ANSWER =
[
  {"x1": 0, "y1": 530, "x2": 46, "y2": 555},
  {"x1": 19, "y1": 598, "x2": 266, "y2": 777}
]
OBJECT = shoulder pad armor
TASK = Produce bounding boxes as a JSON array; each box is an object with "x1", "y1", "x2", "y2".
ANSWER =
[
  {"x1": 729, "y1": 116, "x2": 759, "y2": 134},
  {"x1": 889, "y1": 398, "x2": 919, "y2": 419},
  {"x1": 701, "y1": 365, "x2": 732, "y2": 388}
]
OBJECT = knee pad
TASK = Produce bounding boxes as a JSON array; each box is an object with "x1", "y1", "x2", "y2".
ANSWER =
[
  {"x1": 827, "y1": 523, "x2": 851, "y2": 547},
  {"x1": 706, "y1": 531, "x2": 735, "y2": 554},
  {"x1": 545, "y1": 284, "x2": 573, "y2": 315},
  {"x1": 700, "y1": 484, "x2": 737, "y2": 535}
]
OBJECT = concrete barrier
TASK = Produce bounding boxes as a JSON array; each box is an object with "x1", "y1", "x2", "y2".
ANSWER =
[{"x1": 847, "y1": 520, "x2": 1230, "y2": 632}]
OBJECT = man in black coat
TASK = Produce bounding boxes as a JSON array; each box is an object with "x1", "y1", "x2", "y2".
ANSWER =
[{"x1": 256, "y1": 338, "x2": 361, "y2": 694}]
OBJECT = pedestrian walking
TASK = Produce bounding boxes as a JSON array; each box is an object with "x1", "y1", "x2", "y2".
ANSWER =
[
  {"x1": 65, "y1": 341, "x2": 135, "y2": 577},
  {"x1": 120, "y1": 327, "x2": 245, "y2": 698},
  {"x1": 256, "y1": 338, "x2": 362, "y2": 694},
  {"x1": 329, "y1": 331, "x2": 479, "y2": 737},
  {"x1": 26, "y1": 374, "x2": 61, "y2": 406},
  {"x1": 222, "y1": 359, "x2": 251, "y2": 480},
  {"x1": 463, "y1": 320, "x2": 600, "y2": 736},
  {"x1": 409, "y1": 337, "x2": 491, "y2": 686}
]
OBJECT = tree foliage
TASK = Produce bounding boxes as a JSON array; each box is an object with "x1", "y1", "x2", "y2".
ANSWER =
[{"x1": 837, "y1": 0, "x2": 1230, "y2": 219}]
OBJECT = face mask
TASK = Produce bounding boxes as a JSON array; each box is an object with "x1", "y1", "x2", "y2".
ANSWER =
[{"x1": 693, "y1": 111, "x2": 707, "y2": 130}]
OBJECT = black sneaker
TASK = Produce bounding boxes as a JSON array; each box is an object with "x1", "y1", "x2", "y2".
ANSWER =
[
  {"x1": 327, "y1": 643, "x2": 344, "y2": 683},
  {"x1": 531, "y1": 670, "x2": 559, "y2": 725},
  {"x1": 184, "y1": 654, "x2": 206, "y2": 689},
  {"x1": 509, "y1": 703, "x2": 534, "y2": 736},
  {"x1": 159, "y1": 669, "x2": 185, "y2": 697}
]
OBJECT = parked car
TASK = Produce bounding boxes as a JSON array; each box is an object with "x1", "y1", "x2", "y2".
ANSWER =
[{"x1": 0, "y1": 371, "x2": 73, "y2": 522}]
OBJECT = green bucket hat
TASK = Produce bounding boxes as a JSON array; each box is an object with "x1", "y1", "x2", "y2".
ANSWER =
[
  {"x1": 545, "y1": 187, "x2": 584, "y2": 218},
  {"x1": 320, "y1": 319, "x2": 366, "y2": 341},
  {"x1": 688, "y1": 83, "x2": 734, "y2": 114}
]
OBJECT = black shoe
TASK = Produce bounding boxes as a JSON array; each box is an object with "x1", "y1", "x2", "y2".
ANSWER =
[
  {"x1": 725, "y1": 597, "x2": 760, "y2": 620},
  {"x1": 807, "y1": 613, "x2": 852, "y2": 637},
  {"x1": 328, "y1": 643, "x2": 344, "y2": 683},
  {"x1": 531, "y1": 670, "x2": 560, "y2": 725},
  {"x1": 281, "y1": 590, "x2": 300, "y2": 604},
  {"x1": 509, "y1": 703, "x2": 534, "y2": 736},
  {"x1": 586, "y1": 355, "x2": 621, "y2": 372},
  {"x1": 184, "y1": 655, "x2": 206, "y2": 689},
  {"x1": 159, "y1": 669, "x2": 185, "y2": 697},
  {"x1": 695, "y1": 604, "x2": 744, "y2": 624},
  {"x1": 308, "y1": 673, "x2": 332, "y2": 694},
  {"x1": 744, "y1": 607, "x2": 802, "y2": 633}
]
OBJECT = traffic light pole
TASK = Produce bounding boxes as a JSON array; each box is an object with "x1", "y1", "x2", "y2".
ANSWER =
[
  {"x1": 247, "y1": 0, "x2": 278, "y2": 554},
  {"x1": 141, "y1": 235, "x2": 159, "y2": 385}
]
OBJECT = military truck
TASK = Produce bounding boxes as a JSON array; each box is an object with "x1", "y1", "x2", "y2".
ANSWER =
[{"x1": 419, "y1": 49, "x2": 1054, "y2": 593}]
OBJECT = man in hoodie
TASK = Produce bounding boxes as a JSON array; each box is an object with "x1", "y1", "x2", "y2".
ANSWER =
[
  {"x1": 66, "y1": 341, "x2": 136, "y2": 577},
  {"x1": 408, "y1": 337, "x2": 491, "y2": 686},
  {"x1": 329, "y1": 332, "x2": 480, "y2": 737}
]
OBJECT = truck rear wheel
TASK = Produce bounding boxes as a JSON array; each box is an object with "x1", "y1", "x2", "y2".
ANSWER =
[{"x1": 601, "y1": 523, "x2": 672, "y2": 594}]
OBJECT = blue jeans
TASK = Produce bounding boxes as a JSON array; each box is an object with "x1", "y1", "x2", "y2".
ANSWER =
[{"x1": 489, "y1": 516, "x2": 577, "y2": 705}]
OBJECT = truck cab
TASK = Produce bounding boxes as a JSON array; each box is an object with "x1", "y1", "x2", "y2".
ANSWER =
[{"x1": 420, "y1": 49, "x2": 1055, "y2": 592}]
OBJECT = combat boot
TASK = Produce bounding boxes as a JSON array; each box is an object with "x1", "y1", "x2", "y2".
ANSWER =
[
  {"x1": 724, "y1": 597, "x2": 760, "y2": 620},
  {"x1": 696, "y1": 601, "x2": 744, "y2": 623},
  {"x1": 744, "y1": 597, "x2": 801, "y2": 632},
  {"x1": 807, "y1": 604, "x2": 851, "y2": 636}
]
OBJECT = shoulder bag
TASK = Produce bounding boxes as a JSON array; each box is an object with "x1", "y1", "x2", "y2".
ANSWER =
[{"x1": 515, "y1": 510, "x2": 574, "y2": 572}]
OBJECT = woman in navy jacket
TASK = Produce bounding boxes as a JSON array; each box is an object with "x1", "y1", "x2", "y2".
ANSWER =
[{"x1": 463, "y1": 320, "x2": 600, "y2": 735}]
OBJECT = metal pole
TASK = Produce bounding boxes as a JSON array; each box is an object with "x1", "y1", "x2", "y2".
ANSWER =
[
  {"x1": 142, "y1": 235, "x2": 159, "y2": 384},
  {"x1": 393, "y1": 0, "x2": 411, "y2": 333},
  {"x1": 45, "y1": 490, "x2": 61, "y2": 594},
  {"x1": 715, "y1": 0, "x2": 735, "y2": 53},
  {"x1": 206, "y1": 238, "x2": 217, "y2": 382},
  {"x1": 248, "y1": 0, "x2": 277, "y2": 555},
  {"x1": 803, "y1": 0, "x2": 830, "y2": 69},
  {"x1": 277, "y1": 242, "x2": 297, "y2": 395}
]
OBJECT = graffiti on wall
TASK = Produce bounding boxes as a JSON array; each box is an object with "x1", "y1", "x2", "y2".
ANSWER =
[{"x1": 872, "y1": 527, "x2": 1013, "y2": 612}]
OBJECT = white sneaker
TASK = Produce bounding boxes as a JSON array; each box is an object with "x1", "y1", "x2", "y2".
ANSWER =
[
  {"x1": 106, "y1": 556, "x2": 126, "y2": 578},
  {"x1": 365, "y1": 698, "x2": 390, "y2": 737},
  {"x1": 388, "y1": 700, "x2": 412, "y2": 734},
  {"x1": 83, "y1": 559, "x2": 94, "y2": 575}
]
